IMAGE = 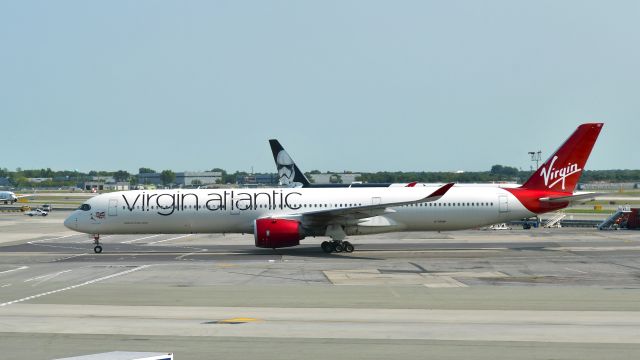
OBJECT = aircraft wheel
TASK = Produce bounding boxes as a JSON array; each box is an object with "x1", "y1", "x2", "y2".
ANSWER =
[
  {"x1": 94, "y1": 245, "x2": 103, "y2": 254},
  {"x1": 343, "y1": 241, "x2": 354, "y2": 253},
  {"x1": 334, "y1": 243, "x2": 344, "y2": 253},
  {"x1": 321, "y1": 241, "x2": 332, "y2": 253}
]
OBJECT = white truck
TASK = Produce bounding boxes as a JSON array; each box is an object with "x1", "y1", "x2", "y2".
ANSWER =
[{"x1": 54, "y1": 352, "x2": 173, "y2": 360}]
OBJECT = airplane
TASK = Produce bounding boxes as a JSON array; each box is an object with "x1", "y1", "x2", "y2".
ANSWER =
[
  {"x1": 270, "y1": 139, "x2": 397, "y2": 188},
  {"x1": 0, "y1": 191, "x2": 31, "y2": 204},
  {"x1": 64, "y1": 123, "x2": 603, "y2": 254},
  {"x1": 269, "y1": 139, "x2": 520, "y2": 189}
]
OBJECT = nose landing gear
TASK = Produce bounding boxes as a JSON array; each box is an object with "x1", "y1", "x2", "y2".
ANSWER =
[
  {"x1": 93, "y1": 235, "x2": 102, "y2": 254},
  {"x1": 321, "y1": 240, "x2": 354, "y2": 253}
]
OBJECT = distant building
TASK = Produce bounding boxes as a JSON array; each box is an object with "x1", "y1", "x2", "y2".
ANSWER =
[
  {"x1": 578, "y1": 182, "x2": 639, "y2": 191},
  {"x1": 83, "y1": 181, "x2": 130, "y2": 191},
  {"x1": 0, "y1": 177, "x2": 11, "y2": 189},
  {"x1": 105, "y1": 182, "x2": 130, "y2": 191},
  {"x1": 237, "y1": 174, "x2": 279, "y2": 187},
  {"x1": 309, "y1": 173, "x2": 362, "y2": 184},
  {"x1": 84, "y1": 181, "x2": 105, "y2": 191},
  {"x1": 137, "y1": 171, "x2": 222, "y2": 187},
  {"x1": 138, "y1": 173, "x2": 162, "y2": 186},
  {"x1": 176, "y1": 171, "x2": 222, "y2": 186},
  {"x1": 27, "y1": 178, "x2": 52, "y2": 183},
  {"x1": 92, "y1": 176, "x2": 115, "y2": 183}
]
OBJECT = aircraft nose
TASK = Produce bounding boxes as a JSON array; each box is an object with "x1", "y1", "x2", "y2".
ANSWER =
[{"x1": 64, "y1": 214, "x2": 77, "y2": 230}]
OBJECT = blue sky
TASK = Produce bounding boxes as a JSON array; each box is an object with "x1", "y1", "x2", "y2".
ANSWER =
[{"x1": 1, "y1": 1, "x2": 638, "y2": 173}]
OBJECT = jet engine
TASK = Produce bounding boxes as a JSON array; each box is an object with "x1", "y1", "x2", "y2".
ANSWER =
[{"x1": 254, "y1": 218, "x2": 305, "y2": 248}]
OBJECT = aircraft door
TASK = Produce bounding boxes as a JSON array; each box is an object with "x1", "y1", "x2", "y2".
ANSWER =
[
  {"x1": 498, "y1": 195, "x2": 509, "y2": 213},
  {"x1": 108, "y1": 199, "x2": 118, "y2": 216},
  {"x1": 372, "y1": 197, "x2": 381, "y2": 206}
]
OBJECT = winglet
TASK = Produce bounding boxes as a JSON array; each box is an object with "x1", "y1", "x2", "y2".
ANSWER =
[{"x1": 406, "y1": 181, "x2": 418, "y2": 187}]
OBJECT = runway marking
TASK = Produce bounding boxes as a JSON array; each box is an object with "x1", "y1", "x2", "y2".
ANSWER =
[
  {"x1": 24, "y1": 270, "x2": 72, "y2": 283},
  {"x1": 0, "y1": 265, "x2": 151, "y2": 307},
  {"x1": 0, "y1": 266, "x2": 28, "y2": 275},
  {"x1": 53, "y1": 254, "x2": 87, "y2": 262},
  {"x1": 1, "y1": 284, "x2": 11, "y2": 288},
  {"x1": 27, "y1": 242, "x2": 86, "y2": 251},
  {"x1": 565, "y1": 267, "x2": 588, "y2": 274},
  {"x1": 176, "y1": 252, "x2": 197, "y2": 260},
  {"x1": 120, "y1": 235, "x2": 161, "y2": 244},
  {"x1": 73, "y1": 235, "x2": 111, "y2": 244},
  {"x1": 28, "y1": 234, "x2": 76, "y2": 244},
  {"x1": 548, "y1": 246, "x2": 640, "y2": 252},
  {"x1": 146, "y1": 234, "x2": 191, "y2": 245}
]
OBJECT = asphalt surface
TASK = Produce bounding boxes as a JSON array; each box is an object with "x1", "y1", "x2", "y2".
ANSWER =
[{"x1": 1, "y1": 211, "x2": 640, "y2": 359}]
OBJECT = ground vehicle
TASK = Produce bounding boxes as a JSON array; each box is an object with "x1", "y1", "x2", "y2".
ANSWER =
[
  {"x1": 25, "y1": 208, "x2": 48, "y2": 216},
  {"x1": 19, "y1": 205, "x2": 31, "y2": 212},
  {"x1": 42, "y1": 204, "x2": 53, "y2": 212},
  {"x1": 489, "y1": 223, "x2": 512, "y2": 230}
]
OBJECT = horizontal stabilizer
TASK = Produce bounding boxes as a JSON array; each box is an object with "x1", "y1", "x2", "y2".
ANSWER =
[{"x1": 539, "y1": 192, "x2": 600, "y2": 203}]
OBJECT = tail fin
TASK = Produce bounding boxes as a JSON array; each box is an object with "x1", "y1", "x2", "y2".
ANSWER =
[
  {"x1": 521, "y1": 123, "x2": 603, "y2": 193},
  {"x1": 269, "y1": 139, "x2": 312, "y2": 187}
]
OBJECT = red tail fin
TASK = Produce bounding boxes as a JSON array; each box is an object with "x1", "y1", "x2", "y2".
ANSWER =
[{"x1": 521, "y1": 123, "x2": 603, "y2": 193}]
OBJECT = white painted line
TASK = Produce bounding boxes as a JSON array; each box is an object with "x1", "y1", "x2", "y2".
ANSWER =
[
  {"x1": 27, "y1": 243, "x2": 86, "y2": 251},
  {"x1": 53, "y1": 254, "x2": 87, "y2": 262},
  {"x1": 0, "y1": 266, "x2": 28, "y2": 275},
  {"x1": 146, "y1": 234, "x2": 191, "y2": 245},
  {"x1": 0, "y1": 265, "x2": 151, "y2": 307},
  {"x1": 74, "y1": 235, "x2": 111, "y2": 244},
  {"x1": 120, "y1": 234, "x2": 161, "y2": 244},
  {"x1": 176, "y1": 252, "x2": 196, "y2": 260},
  {"x1": 565, "y1": 267, "x2": 588, "y2": 274},
  {"x1": 549, "y1": 246, "x2": 640, "y2": 252},
  {"x1": 1, "y1": 284, "x2": 11, "y2": 288},
  {"x1": 28, "y1": 234, "x2": 75, "y2": 244},
  {"x1": 24, "y1": 270, "x2": 72, "y2": 283}
]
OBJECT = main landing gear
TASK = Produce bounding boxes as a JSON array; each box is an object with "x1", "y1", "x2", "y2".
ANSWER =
[
  {"x1": 93, "y1": 234, "x2": 102, "y2": 254},
  {"x1": 321, "y1": 240, "x2": 355, "y2": 254}
]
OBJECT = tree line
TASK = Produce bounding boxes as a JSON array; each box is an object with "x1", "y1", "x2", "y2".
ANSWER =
[{"x1": 0, "y1": 165, "x2": 639, "y2": 188}]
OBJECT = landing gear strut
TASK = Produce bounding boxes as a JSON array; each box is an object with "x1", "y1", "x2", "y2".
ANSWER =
[
  {"x1": 321, "y1": 240, "x2": 354, "y2": 254},
  {"x1": 93, "y1": 234, "x2": 102, "y2": 254}
]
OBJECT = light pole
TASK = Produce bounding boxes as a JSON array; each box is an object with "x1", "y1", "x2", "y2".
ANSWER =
[{"x1": 528, "y1": 151, "x2": 541, "y2": 171}]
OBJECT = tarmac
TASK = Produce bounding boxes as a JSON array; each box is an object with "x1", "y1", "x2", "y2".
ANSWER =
[{"x1": 1, "y1": 211, "x2": 640, "y2": 359}]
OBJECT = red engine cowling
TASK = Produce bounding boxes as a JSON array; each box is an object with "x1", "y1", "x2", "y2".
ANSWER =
[{"x1": 254, "y1": 218, "x2": 305, "y2": 248}]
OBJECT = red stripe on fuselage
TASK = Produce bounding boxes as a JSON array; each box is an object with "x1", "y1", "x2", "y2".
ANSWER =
[{"x1": 503, "y1": 188, "x2": 570, "y2": 214}]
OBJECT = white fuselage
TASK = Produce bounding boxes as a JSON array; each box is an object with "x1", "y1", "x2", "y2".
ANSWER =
[
  {"x1": 64, "y1": 186, "x2": 535, "y2": 237},
  {"x1": 0, "y1": 191, "x2": 17, "y2": 204}
]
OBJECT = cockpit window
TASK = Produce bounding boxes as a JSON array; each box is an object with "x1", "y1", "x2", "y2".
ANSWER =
[{"x1": 79, "y1": 204, "x2": 91, "y2": 211}]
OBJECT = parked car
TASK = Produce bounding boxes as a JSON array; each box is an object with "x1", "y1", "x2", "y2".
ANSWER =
[
  {"x1": 488, "y1": 223, "x2": 512, "y2": 230},
  {"x1": 25, "y1": 208, "x2": 48, "y2": 217}
]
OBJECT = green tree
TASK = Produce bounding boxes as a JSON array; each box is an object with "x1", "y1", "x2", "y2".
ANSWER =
[
  {"x1": 139, "y1": 167, "x2": 156, "y2": 174},
  {"x1": 113, "y1": 170, "x2": 130, "y2": 182},
  {"x1": 160, "y1": 170, "x2": 176, "y2": 186}
]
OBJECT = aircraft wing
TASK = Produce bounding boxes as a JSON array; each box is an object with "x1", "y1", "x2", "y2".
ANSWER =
[
  {"x1": 295, "y1": 183, "x2": 454, "y2": 224},
  {"x1": 539, "y1": 192, "x2": 600, "y2": 203}
]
